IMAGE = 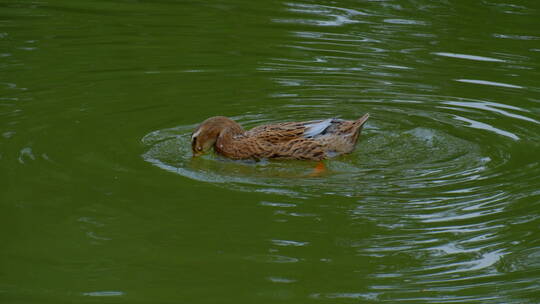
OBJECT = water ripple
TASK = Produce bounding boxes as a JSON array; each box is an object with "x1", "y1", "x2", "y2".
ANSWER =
[
  {"x1": 141, "y1": 94, "x2": 537, "y2": 199},
  {"x1": 455, "y1": 79, "x2": 524, "y2": 89},
  {"x1": 432, "y1": 52, "x2": 506, "y2": 63},
  {"x1": 140, "y1": 2, "x2": 540, "y2": 302},
  {"x1": 275, "y1": 2, "x2": 369, "y2": 27}
]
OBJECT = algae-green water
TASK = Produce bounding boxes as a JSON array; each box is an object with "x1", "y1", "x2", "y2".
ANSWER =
[{"x1": 1, "y1": 0, "x2": 540, "y2": 303}]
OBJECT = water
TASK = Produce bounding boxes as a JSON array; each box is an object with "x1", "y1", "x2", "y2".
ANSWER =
[{"x1": 2, "y1": 0, "x2": 540, "y2": 303}]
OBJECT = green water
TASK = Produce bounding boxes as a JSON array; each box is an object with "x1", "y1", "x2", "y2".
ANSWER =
[{"x1": 2, "y1": 0, "x2": 540, "y2": 303}]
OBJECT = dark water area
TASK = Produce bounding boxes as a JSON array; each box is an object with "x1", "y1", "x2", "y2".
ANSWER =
[{"x1": 1, "y1": 0, "x2": 540, "y2": 303}]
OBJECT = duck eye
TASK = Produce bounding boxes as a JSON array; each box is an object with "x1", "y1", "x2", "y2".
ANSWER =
[{"x1": 197, "y1": 146, "x2": 202, "y2": 151}]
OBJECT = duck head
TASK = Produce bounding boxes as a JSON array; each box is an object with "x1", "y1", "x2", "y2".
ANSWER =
[{"x1": 191, "y1": 116, "x2": 243, "y2": 156}]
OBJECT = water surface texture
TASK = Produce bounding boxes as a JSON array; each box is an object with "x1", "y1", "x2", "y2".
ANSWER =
[{"x1": 2, "y1": 0, "x2": 540, "y2": 303}]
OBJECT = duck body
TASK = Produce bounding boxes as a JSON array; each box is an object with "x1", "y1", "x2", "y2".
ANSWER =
[{"x1": 191, "y1": 114, "x2": 369, "y2": 161}]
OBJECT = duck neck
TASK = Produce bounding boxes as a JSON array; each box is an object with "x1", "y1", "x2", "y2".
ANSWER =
[{"x1": 215, "y1": 120, "x2": 244, "y2": 156}]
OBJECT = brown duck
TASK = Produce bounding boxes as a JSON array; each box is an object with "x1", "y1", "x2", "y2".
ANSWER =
[{"x1": 191, "y1": 114, "x2": 369, "y2": 161}]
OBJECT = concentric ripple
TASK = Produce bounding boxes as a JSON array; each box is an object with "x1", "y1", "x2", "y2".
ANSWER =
[
  {"x1": 141, "y1": 1, "x2": 540, "y2": 301},
  {"x1": 142, "y1": 94, "x2": 540, "y2": 301},
  {"x1": 141, "y1": 96, "x2": 535, "y2": 200}
]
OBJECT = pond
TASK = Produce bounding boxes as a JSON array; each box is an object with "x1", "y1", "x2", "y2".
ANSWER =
[{"x1": 1, "y1": 0, "x2": 539, "y2": 303}]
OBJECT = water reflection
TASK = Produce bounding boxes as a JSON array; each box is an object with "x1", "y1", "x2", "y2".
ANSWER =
[
  {"x1": 82, "y1": 291, "x2": 124, "y2": 297},
  {"x1": 455, "y1": 79, "x2": 524, "y2": 89},
  {"x1": 3, "y1": 0, "x2": 540, "y2": 302},
  {"x1": 452, "y1": 115, "x2": 519, "y2": 140},
  {"x1": 432, "y1": 52, "x2": 506, "y2": 62},
  {"x1": 275, "y1": 3, "x2": 369, "y2": 27}
]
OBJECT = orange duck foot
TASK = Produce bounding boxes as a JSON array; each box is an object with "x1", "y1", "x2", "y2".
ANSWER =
[{"x1": 308, "y1": 161, "x2": 326, "y2": 177}]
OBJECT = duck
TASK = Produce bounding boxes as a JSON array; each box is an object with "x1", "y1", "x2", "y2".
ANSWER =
[{"x1": 191, "y1": 114, "x2": 369, "y2": 161}]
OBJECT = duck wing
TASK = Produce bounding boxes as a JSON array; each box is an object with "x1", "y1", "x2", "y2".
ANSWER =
[
  {"x1": 246, "y1": 122, "x2": 305, "y2": 140},
  {"x1": 246, "y1": 119, "x2": 338, "y2": 140},
  {"x1": 303, "y1": 119, "x2": 333, "y2": 138}
]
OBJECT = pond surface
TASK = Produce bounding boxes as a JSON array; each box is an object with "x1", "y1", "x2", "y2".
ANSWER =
[{"x1": 2, "y1": 0, "x2": 540, "y2": 303}]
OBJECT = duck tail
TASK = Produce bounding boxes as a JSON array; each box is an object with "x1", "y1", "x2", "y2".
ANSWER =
[
  {"x1": 351, "y1": 113, "x2": 370, "y2": 144},
  {"x1": 356, "y1": 113, "x2": 370, "y2": 126}
]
